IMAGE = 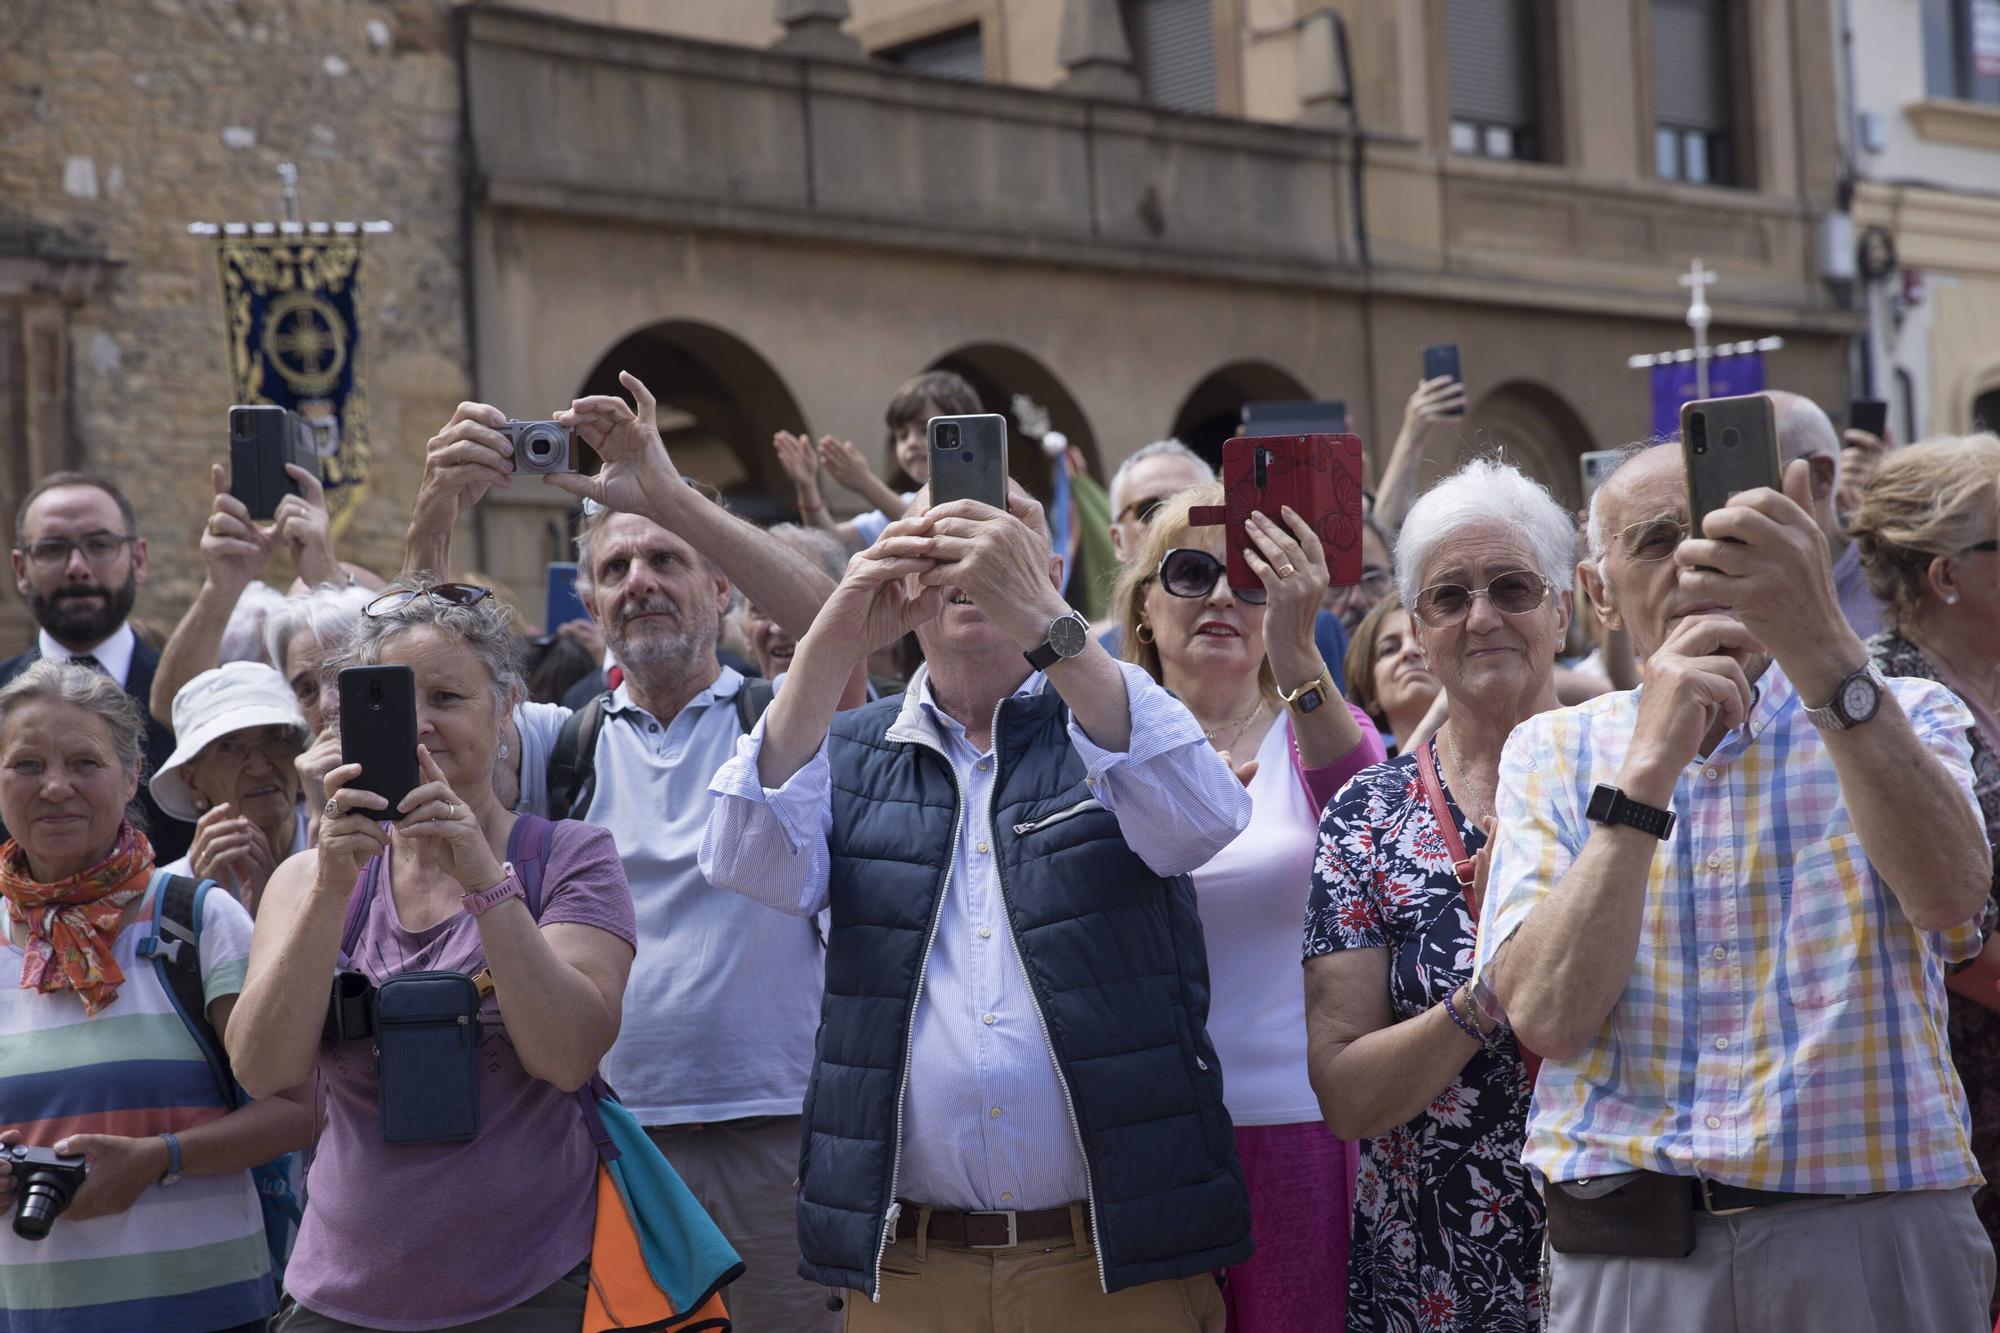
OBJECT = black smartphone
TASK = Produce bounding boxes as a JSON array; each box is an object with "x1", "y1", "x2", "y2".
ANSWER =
[
  {"x1": 1421, "y1": 344, "x2": 1465, "y2": 415},
  {"x1": 927, "y1": 413, "x2": 1009, "y2": 511},
  {"x1": 1680, "y1": 394, "x2": 1781, "y2": 540},
  {"x1": 228, "y1": 405, "x2": 321, "y2": 520},
  {"x1": 337, "y1": 666, "x2": 420, "y2": 820},
  {"x1": 1849, "y1": 399, "x2": 1889, "y2": 439},
  {"x1": 1240, "y1": 399, "x2": 1349, "y2": 436}
]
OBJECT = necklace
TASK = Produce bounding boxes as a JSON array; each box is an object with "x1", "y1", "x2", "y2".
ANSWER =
[
  {"x1": 1443, "y1": 725, "x2": 1494, "y2": 826},
  {"x1": 1204, "y1": 697, "x2": 1269, "y2": 755}
]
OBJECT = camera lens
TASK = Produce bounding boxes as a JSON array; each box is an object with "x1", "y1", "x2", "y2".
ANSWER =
[
  {"x1": 14, "y1": 1182, "x2": 62, "y2": 1240},
  {"x1": 1721, "y1": 427, "x2": 1741, "y2": 449},
  {"x1": 1689, "y1": 413, "x2": 1708, "y2": 456},
  {"x1": 939, "y1": 425, "x2": 959, "y2": 448}
]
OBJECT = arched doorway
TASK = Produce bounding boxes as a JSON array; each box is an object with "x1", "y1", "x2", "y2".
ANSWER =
[
  {"x1": 1460, "y1": 380, "x2": 1597, "y2": 508},
  {"x1": 578, "y1": 320, "x2": 808, "y2": 523},
  {"x1": 927, "y1": 343, "x2": 1100, "y2": 503},
  {"x1": 1171, "y1": 361, "x2": 1316, "y2": 470}
]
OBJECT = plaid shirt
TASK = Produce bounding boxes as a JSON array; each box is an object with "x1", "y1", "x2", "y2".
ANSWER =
[{"x1": 1475, "y1": 666, "x2": 1988, "y2": 1194}]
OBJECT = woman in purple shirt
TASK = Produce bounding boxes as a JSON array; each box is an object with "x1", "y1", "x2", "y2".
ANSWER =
[{"x1": 225, "y1": 578, "x2": 637, "y2": 1332}]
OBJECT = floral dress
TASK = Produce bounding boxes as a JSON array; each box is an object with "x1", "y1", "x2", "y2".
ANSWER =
[{"x1": 1303, "y1": 743, "x2": 1543, "y2": 1333}]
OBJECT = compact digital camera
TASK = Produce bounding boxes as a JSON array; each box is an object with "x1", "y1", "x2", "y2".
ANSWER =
[
  {"x1": 4, "y1": 1142, "x2": 87, "y2": 1241},
  {"x1": 500, "y1": 419, "x2": 591, "y2": 476}
]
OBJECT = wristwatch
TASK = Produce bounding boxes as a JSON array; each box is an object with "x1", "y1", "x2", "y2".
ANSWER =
[
  {"x1": 1586, "y1": 784, "x2": 1676, "y2": 840},
  {"x1": 1802, "y1": 663, "x2": 1885, "y2": 732},
  {"x1": 1023, "y1": 610, "x2": 1090, "y2": 671},
  {"x1": 460, "y1": 863, "x2": 525, "y2": 918},
  {"x1": 158, "y1": 1131, "x2": 182, "y2": 1188},
  {"x1": 1279, "y1": 668, "x2": 1335, "y2": 716}
]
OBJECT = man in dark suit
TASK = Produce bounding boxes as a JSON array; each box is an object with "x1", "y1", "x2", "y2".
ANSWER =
[{"x1": 4, "y1": 472, "x2": 193, "y2": 861}]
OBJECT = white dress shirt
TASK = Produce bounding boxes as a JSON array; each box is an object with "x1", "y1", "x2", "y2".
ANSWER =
[
  {"x1": 39, "y1": 622, "x2": 137, "y2": 690},
  {"x1": 700, "y1": 659, "x2": 1251, "y2": 1212}
]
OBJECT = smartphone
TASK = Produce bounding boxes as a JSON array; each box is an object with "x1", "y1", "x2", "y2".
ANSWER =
[
  {"x1": 927, "y1": 413, "x2": 1009, "y2": 511},
  {"x1": 1421, "y1": 344, "x2": 1465, "y2": 416},
  {"x1": 1241, "y1": 399, "x2": 1349, "y2": 437},
  {"x1": 229, "y1": 405, "x2": 321, "y2": 520},
  {"x1": 544, "y1": 562, "x2": 587, "y2": 635},
  {"x1": 1680, "y1": 394, "x2": 1781, "y2": 539},
  {"x1": 1579, "y1": 449, "x2": 1623, "y2": 506},
  {"x1": 337, "y1": 666, "x2": 419, "y2": 820},
  {"x1": 1188, "y1": 434, "x2": 1366, "y2": 591},
  {"x1": 1849, "y1": 399, "x2": 1888, "y2": 440}
]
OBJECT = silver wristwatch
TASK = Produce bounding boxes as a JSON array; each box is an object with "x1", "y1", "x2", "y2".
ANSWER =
[{"x1": 1802, "y1": 663, "x2": 1885, "y2": 732}]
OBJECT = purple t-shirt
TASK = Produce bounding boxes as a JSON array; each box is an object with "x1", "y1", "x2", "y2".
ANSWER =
[{"x1": 284, "y1": 821, "x2": 637, "y2": 1330}]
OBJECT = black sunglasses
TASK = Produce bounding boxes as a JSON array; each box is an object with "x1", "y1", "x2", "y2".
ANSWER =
[
  {"x1": 364, "y1": 583, "x2": 494, "y2": 618},
  {"x1": 1411, "y1": 570, "x2": 1551, "y2": 627},
  {"x1": 1157, "y1": 548, "x2": 1266, "y2": 605}
]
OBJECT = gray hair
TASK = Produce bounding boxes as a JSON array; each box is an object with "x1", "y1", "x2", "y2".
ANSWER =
[
  {"x1": 1583, "y1": 440, "x2": 1665, "y2": 563},
  {"x1": 1394, "y1": 456, "x2": 1579, "y2": 609},
  {"x1": 0, "y1": 659, "x2": 146, "y2": 781},
  {"x1": 1768, "y1": 390, "x2": 1840, "y2": 466},
  {"x1": 766, "y1": 522, "x2": 849, "y2": 582},
  {"x1": 1108, "y1": 439, "x2": 1213, "y2": 514},
  {"x1": 264, "y1": 582, "x2": 375, "y2": 677},
  {"x1": 328, "y1": 574, "x2": 525, "y2": 709},
  {"x1": 220, "y1": 581, "x2": 289, "y2": 666},
  {"x1": 573, "y1": 482, "x2": 729, "y2": 596}
]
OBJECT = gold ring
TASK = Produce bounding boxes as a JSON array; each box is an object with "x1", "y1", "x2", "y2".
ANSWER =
[{"x1": 1278, "y1": 564, "x2": 1296, "y2": 579}]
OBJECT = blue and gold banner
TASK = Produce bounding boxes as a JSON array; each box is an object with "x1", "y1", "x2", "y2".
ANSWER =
[{"x1": 216, "y1": 234, "x2": 369, "y2": 525}]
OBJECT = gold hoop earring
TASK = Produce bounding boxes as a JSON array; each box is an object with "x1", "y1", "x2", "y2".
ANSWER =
[{"x1": 1135, "y1": 622, "x2": 1154, "y2": 644}]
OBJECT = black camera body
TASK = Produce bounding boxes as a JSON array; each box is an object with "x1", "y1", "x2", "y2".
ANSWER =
[{"x1": 5, "y1": 1142, "x2": 87, "y2": 1240}]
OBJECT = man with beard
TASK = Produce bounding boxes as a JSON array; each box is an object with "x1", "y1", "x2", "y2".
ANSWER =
[
  {"x1": 3, "y1": 472, "x2": 193, "y2": 860},
  {"x1": 401, "y1": 376, "x2": 848, "y2": 1333}
]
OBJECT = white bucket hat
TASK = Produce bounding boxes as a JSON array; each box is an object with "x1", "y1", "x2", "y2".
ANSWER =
[{"x1": 149, "y1": 661, "x2": 309, "y2": 823}]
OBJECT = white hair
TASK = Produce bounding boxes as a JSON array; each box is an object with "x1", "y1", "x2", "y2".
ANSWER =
[
  {"x1": 1395, "y1": 456, "x2": 1579, "y2": 608},
  {"x1": 219, "y1": 580, "x2": 290, "y2": 666},
  {"x1": 263, "y1": 581, "x2": 375, "y2": 676},
  {"x1": 1108, "y1": 439, "x2": 1213, "y2": 514}
]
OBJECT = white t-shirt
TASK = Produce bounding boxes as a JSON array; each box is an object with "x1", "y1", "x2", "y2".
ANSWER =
[{"x1": 1188, "y1": 715, "x2": 1325, "y2": 1126}]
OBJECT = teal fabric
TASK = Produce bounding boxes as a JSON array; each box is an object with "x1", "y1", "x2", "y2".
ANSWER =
[{"x1": 598, "y1": 1098, "x2": 745, "y2": 1314}]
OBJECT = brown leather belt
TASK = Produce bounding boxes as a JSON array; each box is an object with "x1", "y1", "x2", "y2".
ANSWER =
[
  {"x1": 1691, "y1": 1177, "x2": 1885, "y2": 1216},
  {"x1": 894, "y1": 1201, "x2": 1084, "y2": 1249}
]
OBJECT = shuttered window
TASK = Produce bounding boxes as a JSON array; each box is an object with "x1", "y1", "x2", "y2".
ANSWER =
[
  {"x1": 1446, "y1": 0, "x2": 1542, "y2": 160},
  {"x1": 880, "y1": 24, "x2": 985, "y2": 82},
  {"x1": 1920, "y1": 0, "x2": 2000, "y2": 105},
  {"x1": 1652, "y1": 0, "x2": 1735, "y2": 185},
  {"x1": 1125, "y1": 0, "x2": 1218, "y2": 113}
]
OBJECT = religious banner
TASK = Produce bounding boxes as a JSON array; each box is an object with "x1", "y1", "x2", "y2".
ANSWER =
[
  {"x1": 214, "y1": 233, "x2": 370, "y2": 526},
  {"x1": 1648, "y1": 351, "x2": 1765, "y2": 441}
]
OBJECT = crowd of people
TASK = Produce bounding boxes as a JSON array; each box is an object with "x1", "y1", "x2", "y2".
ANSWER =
[{"x1": 0, "y1": 357, "x2": 1994, "y2": 1333}]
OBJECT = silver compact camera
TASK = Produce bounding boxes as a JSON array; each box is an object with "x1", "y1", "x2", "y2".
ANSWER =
[{"x1": 500, "y1": 419, "x2": 587, "y2": 475}]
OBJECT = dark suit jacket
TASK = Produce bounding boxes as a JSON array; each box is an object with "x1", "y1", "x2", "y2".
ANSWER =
[{"x1": 0, "y1": 637, "x2": 195, "y2": 863}]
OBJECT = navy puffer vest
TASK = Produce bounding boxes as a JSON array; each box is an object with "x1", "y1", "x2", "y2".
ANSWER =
[{"x1": 794, "y1": 689, "x2": 1251, "y2": 1298}]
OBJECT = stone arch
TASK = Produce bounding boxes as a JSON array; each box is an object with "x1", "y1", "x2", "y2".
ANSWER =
[
  {"x1": 578, "y1": 320, "x2": 808, "y2": 522},
  {"x1": 1170, "y1": 361, "x2": 1316, "y2": 470},
  {"x1": 927, "y1": 343, "x2": 1100, "y2": 501},
  {"x1": 1441, "y1": 379, "x2": 1598, "y2": 510}
]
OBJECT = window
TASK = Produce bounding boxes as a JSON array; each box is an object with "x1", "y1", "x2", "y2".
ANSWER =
[
  {"x1": 1124, "y1": 0, "x2": 1217, "y2": 113},
  {"x1": 1652, "y1": 0, "x2": 1735, "y2": 185},
  {"x1": 880, "y1": 23, "x2": 984, "y2": 82},
  {"x1": 1973, "y1": 385, "x2": 2000, "y2": 434},
  {"x1": 1922, "y1": 0, "x2": 2000, "y2": 104},
  {"x1": 1446, "y1": 0, "x2": 1543, "y2": 161}
]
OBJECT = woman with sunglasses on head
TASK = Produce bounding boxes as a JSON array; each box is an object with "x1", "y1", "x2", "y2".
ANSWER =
[
  {"x1": 224, "y1": 576, "x2": 638, "y2": 1332},
  {"x1": 1111, "y1": 484, "x2": 1383, "y2": 1333},
  {"x1": 1303, "y1": 458, "x2": 1576, "y2": 1332}
]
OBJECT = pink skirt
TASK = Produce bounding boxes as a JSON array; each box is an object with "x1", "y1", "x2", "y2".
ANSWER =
[{"x1": 1221, "y1": 1121, "x2": 1356, "y2": 1333}]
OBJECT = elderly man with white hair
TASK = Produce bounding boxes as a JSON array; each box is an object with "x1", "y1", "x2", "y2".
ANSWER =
[{"x1": 1766, "y1": 390, "x2": 1890, "y2": 638}]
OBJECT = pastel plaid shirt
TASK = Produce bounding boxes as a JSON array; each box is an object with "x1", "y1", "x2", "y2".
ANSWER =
[{"x1": 1475, "y1": 666, "x2": 1988, "y2": 1195}]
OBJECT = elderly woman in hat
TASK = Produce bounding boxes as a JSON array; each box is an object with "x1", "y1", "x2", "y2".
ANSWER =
[{"x1": 152, "y1": 662, "x2": 310, "y2": 917}]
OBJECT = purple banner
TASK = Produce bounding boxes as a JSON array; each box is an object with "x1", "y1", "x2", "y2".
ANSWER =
[{"x1": 1649, "y1": 352, "x2": 1766, "y2": 440}]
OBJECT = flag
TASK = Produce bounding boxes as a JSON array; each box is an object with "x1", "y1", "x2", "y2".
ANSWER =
[{"x1": 1649, "y1": 352, "x2": 1765, "y2": 440}]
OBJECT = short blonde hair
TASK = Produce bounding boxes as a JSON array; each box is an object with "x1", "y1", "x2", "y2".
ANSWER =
[
  {"x1": 1850, "y1": 433, "x2": 2000, "y2": 630},
  {"x1": 1110, "y1": 482, "x2": 1277, "y2": 702}
]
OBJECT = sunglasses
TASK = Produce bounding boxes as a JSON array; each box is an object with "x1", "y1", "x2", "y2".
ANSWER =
[
  {"x1": 1411, "y1": 570, "x2": 1552, "y2": 627},
  {"x1": 1157, "y1": 548, "x2": 1266, "y2": 605},
  {"x1": 363, "y1": 583, "x2": 493, "y2": 618}
]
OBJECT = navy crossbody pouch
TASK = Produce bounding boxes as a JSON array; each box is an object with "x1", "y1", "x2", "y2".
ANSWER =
[{"x1": 373, "y1": 970, "x2": 481, "y2": 1144}]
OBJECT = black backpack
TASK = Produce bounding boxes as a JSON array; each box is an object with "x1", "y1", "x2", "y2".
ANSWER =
[{"x1": 546, "y1": 681, "x2": 777, "y2": 821}]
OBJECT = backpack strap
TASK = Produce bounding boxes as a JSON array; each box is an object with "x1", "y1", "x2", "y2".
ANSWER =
[
  {"x1": 547, "y1": 692, "x2": 611, "y2": 821},
  {"x1": 734, "y1": 678, "x2": 777, "y2": 735},
  {"x1": 338, "y1": 854, "x2": 384, "y2": 967},
  {"x1": 138, "y1": 871, "x2": 239, "y2": 1111}
]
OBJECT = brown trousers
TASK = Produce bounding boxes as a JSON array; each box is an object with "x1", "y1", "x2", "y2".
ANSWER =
[{"x1": 846, "y1": 1204, "x2": 1226, "y2": 1333}]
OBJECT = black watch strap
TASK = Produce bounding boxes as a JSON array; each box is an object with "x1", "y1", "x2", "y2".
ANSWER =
[
  {"x1": 1023, "y1": 639, "x2": 1061, "y2": 671},
  {"x1": 1586, "y1": 783, "x2": 1676, "y2": 840}
]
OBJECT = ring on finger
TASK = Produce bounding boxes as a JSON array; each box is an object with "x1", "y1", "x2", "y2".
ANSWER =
[
  {"x1": 1278, "y1": 564, "x2": 1297, "y2": 579},
  {"x1": 324, "y1": 798, "x2": 340, "y2": 820}
]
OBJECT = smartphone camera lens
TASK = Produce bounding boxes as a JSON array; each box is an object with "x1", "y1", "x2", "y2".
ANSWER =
[
  {"x1": 1721, "y1": 427, "x2": 1741, "y2": 450},
  {"x1": 369, "y1": 681, "x2": 383, "y2": 707},
  {"x1": 1689, "y1": 412, "x2": 1709, "y2": 456},
  {"x1": 939, "y1": 424, "x2": 959, "y2": 448}
]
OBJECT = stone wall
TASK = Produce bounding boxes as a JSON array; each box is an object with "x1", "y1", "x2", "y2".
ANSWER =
[{"x1": 0, "y1": 0, "x2": 468, "y2": 643}]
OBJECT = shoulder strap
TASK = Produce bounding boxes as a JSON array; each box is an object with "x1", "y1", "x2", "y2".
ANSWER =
[
  {"x1": 142, "y1": 872, "x2": 240, "y2": 1110},
  {"x1": 547, "y1": 692, "x2": 610, "y2": 821},
  {"x1": 506, "y1": 813, "x2": 558, "y2": 919},
  {"x1": 734, "y1": 678, "x2": 777, "y2": 735},
  {"x1": 1414, "y1": 740, "x2": 1479, "y2": 899},
  {"x1": 339, "y1": 855, "x2": 383, "y2": 964}
]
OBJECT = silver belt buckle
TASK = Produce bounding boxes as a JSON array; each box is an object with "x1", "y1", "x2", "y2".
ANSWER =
[
  {"x1": 1697, "y1": 1177, "x2": 1754, "y2": 1217},
  {"x1": 967, "y1": 1209, "x2": 1020, "y2": 1248}
]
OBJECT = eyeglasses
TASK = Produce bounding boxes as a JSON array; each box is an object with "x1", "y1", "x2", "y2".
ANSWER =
[
  {"x1": 1610, "y1": 515, "x2": 1693, "y2": 563},
  {"x1": 1157, "y1": 548, "x2": 1266, "y2": 605},
  {"x1": 363, "y1": 583, "x2": 493, "y2": 618},
  {"x1": 15, "y1": 533, "x2": 135, "y2": 570},
  {"x1": 1411, "y1": 570, "x2": 1552, "y2": 627},
  {"x1": 1118, "y1": 495, "x2": 1171, "y2": 526}
]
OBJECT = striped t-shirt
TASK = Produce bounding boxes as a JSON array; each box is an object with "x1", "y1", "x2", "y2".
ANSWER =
[{"x1": 0, "y1": 878, "x2": 276, "y2": 1333}]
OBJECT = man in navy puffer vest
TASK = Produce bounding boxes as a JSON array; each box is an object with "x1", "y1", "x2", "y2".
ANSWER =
[{"x1": 701, "y1": 481, "x2": 1254, "y2": 1330}]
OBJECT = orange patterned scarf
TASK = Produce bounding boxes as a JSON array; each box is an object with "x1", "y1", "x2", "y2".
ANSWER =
[{"x1": 0, "y1": 822, "x2": 155, "y2": 1016}]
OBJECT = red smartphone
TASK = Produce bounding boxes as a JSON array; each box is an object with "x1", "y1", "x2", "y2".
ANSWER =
[{"x1": 1188, "y1": 434, "x2": 1365, "y2": 592}]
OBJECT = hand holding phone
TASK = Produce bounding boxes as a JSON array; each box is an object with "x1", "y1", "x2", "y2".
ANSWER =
[
  {"x1": 229, "y1": 405, "x2": 322, "y2": 521},
  {"x1": 1188, "y1": 434, "x2": 1366, "y2": 593},
  {"x1": 1680, "y1": 394, "x2": 1781, "y2": 541},
  {"x1": 927, "y1": 414, "x2": 1009, "y2": 511},
  {"x1": 1420, "y1": 345, "x2": 1466, "y2": 417}
]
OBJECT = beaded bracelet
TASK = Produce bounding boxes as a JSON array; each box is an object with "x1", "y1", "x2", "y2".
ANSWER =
[{"x1": 1441, "y1": 985, "x2": 1485, "y2": 1043}]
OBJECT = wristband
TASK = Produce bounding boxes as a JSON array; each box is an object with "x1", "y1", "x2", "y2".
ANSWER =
[
  {"x1": 1441, "y1": 986, "x2": 1484, "y2": 1043},
  {"x1": 159, "y1": 1131, "x2": 182, "y2": 1187},
  {"x1": 460, "y1": 864, "x2": 525, "y2": 918}
]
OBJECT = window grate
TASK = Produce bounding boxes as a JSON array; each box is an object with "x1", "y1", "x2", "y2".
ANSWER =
[{"x1": 1126, "y1": 0, "x2": 1218, "y2": 113}]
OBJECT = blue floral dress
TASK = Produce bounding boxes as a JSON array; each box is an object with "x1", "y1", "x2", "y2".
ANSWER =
[{"x1": 1303, "y1": 743, "x2": 1543, "y2": 1333}]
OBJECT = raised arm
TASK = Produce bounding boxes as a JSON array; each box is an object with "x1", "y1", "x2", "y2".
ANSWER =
[
  {"x1": 819, "y1": 434, "x2": 910, "y2": 518},
  {"x1": 401, "y1": 402, "x2": 516, "y2": 578},
  {"x1": 152, "y1": 464, "x2": 279, "y2": 718},
  {"x1": 1374, "y1": 376, "x2": 1466, "y2": 534},
  {"x1": 1242, "y1": 505, "x2": 1367, "y2": 769}
]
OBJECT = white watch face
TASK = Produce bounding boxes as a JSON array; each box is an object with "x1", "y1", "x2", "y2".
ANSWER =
[{"x1": 1840, "y1": 673, "x2": 1879, "y2": 723}]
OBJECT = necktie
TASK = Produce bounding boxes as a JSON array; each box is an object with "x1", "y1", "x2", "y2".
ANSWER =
[{"x1": 68, "y1": 654, "x2": 107, "y2": 675}]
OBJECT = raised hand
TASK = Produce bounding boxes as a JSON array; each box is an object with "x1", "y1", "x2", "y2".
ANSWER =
[
  {"x1": 1242, "y1": 506, "x2": 1328, "y2": 680},
  {"x1": 394, "y1": 745, "x2": 504, "y2": 892},
  {"x1": 816, "y1": 435, "x2": 874, "y2": 492},
  {"x1": 296, "y1": 726, "x2": 343, "y2": 838},
  {"x1": 271, "y1": 464, "x2": 339, "y2": 587},
  {"x1": 202, "y1": 464, "x2": 276, "y2": 593},
  {"x1": 1620, "y1": 614, "x2": 1761, "y2": 803},
  {"x1": 1404, "y1": 375, "x2": 1468, "y2": 429},
  {"x1": 188, "y1": 803, "x2": 278, "y2": 907},
  {"x1": 772, "y1": 430, "x2": 826, "y2": 512},
  {"x1": 418, "y1": 402, "x2": 515, "y2": 519},
  {"x1": 550, "y1": 371, "x2": 682, "y2": 520},
  {"x1": 314, "y1": 762, "x2": 391, "y2": 894},
  {"x1": 914, "y1": 488, "x2": 1067, "y2": 650},
  {"x1": 809, "y1": 516, "x2": 947, "y2": 662}
]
